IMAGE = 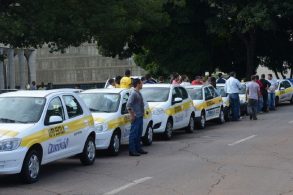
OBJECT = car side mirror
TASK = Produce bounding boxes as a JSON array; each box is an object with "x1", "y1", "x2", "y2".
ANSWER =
[
  {"x1": 48, "y1": 116, "x2": 63, "y2": 125},
  {"x1": 173, "y1": 97, "x2": 183, "y2": 104},
  {"x1": 280, "y1": 87, "x2": 285, "y2": 90}
]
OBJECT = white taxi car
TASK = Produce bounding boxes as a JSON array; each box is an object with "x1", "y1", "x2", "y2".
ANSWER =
[
  {"x1": 0, "y1": 90, "x2": 96, "y2": 183},
  {"x1": 140, "y1": 84, "x2": 196, "y2": 140},
  {"x1": 80, "y1": 88, "x2": 153, "y2": 155},
  {"x1": 185, "y1": 85, "x2": 225, "y2": 129},
  {"x1": 275, "y1": 79, "x2": 293, "y2": 105}
]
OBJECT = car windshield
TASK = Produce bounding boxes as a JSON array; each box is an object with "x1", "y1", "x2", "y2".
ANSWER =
[
  {"x1": 141, "y1": 88, "x2": 169, "y2": 102},
  {"x1": 79, "y1": 93, "x2": 120, "y2": 113},
  {"x1": 217, "y1": 86, "x2": 227, "y2": 97},
  {"x1": 0, "y1": 97, "x2": 46, "y2": 123},
  {"x1": 186, "y1": 88, "x2": 203, "y2": 100}
]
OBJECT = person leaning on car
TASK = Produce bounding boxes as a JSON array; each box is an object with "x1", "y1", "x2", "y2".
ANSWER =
[{"x1": 126, "y1": 78, "x2": 148, "y2": 156}]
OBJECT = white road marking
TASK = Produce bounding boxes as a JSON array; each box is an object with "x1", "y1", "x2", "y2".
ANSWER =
[
  {"x1": 288, "y1": 120, "x2": 293, "y2": 124},
  {"x1": 104, "y1": 177, "x2": 152, "y2": 195},
  {"x1": 228, "y1": 135, "x2": 257, "y2": 146}
]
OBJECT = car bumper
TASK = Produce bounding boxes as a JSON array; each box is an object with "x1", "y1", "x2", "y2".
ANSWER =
[
  {"x1": 152, "y1": 114, "x2": 168, "y2": 133},
  {"x1": 95, "y1": 131, "x2": 113, "y2": 150},
  {"x1": 0, "y1": 147, "x2": 28, "y2": 174}
]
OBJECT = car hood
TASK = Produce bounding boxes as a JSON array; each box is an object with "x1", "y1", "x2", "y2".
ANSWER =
[{"x1": 0, "y1": 123, "x2": 36, "y2": 139}]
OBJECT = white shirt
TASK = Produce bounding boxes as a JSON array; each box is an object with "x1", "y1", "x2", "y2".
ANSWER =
[
  {"x1": 224, "y1": 76, "x2": 243, "y2": 94},
  {"x1": 268, "y1": 79, "x2": 278, "y2": 93}
]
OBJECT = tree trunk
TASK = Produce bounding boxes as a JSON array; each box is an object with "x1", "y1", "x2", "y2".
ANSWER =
[{"x1": 273, "y1": 68, "x2": 280, "y2": 79}]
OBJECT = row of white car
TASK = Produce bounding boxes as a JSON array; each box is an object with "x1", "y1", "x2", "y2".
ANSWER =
[{"x1": 0, "y1": 79, "x2": 292, "y2": 183}]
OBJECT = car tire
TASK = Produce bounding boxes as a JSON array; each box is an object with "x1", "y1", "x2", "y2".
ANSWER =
[
  {"x1": 217, "y1": 109, "x2": 225, "y2": 124},
  {"x1": 142, "y1": 124, "x2": 153, "y2": 146},
  {"x1": 80, "y1": 135, "x2": 96, "y2": 165},
  {"x1": 185, "y1": 115, "x2": 195, "y2": 133},
  {"x1": 20, "y1": 148, "x2": 41, "y2": 184},
  {"x1": 108, "y1": 131, "x2": 121, "y2": 156},
  {"x1": 196, "y1": 112, "x2": 206, "y2": 129},
  {"x1": 163, "y1": 119, "x2": 173, "y2": 140}
]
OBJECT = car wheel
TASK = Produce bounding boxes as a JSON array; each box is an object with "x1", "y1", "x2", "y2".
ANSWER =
[
  {"x1": 142, "y1": 124, "x2": 153, "y2": 146},
  {"x1": 185, "y1": 115, "x2": 195, "y2": 133},
  {"x1": 80, "y1": 135, "x2": 96, "y2": 165},
  {"x1": 196, "y1": 112, "x2": 206, "y2": 129},
  {"x1": 108, "y1": 131, "x2": 121, "y2": 156},
  {"x1": 20, "y1": 149, "x2": 41, "y2": 184},
  {"x1": 163, "y1": 119, "x2": 173, "y2": 140},
  {"x1": 217, "y1": 109, "x2": 225, "y2": 124}
]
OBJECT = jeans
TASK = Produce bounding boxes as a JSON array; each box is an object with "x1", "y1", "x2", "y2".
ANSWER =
[
  {"x1": 268, "y1": 92, "x2": 276, "y2": 110},
  {"x1": 262, "y1": 92, "x2": 268, "y2": 112},
  {"x1": 229, "y1": 93, "x2": 240, "y2": 121},
  {"x1": 129, "y1": 117, "x2": 143, "y2": 153},
  {"x1": 248, "y1": 99, "x2": 258, "y2": 119},
  {"x1": 258, "y1": 96, "x2": 263, "y2": 112}
]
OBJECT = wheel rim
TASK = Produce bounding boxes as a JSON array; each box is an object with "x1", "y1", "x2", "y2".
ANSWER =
[
  {"x1": 189, "y1": 117, "x2": 195, "y2": 131},
  {"x1": 113, "y1": 135, "x2": 120, "y2": 153},
  {"x1": 87, "y1": 140, "x2": 95, "y2": 161},
  {"x1": 201, "y1": 114, "x2": 205, "y2": 128},
  {"x1": 166, "y1": 122, "x2": 172, "y2": 137},
  {"x1": 220, "y1": 110, "x2": 225, "y2": 122},
  {"x1": 28, "y1": 154, "x2": 39, "y2": 179},
  {"x1": 148, "y1": 127, "x2": 153, "y2": 142}
]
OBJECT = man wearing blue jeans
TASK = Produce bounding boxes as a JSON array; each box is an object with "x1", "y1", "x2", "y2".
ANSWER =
[
  {"x1": 127, "y1": 79, "x2": 148, "y2": 156},
  {"x1": 225, "y1": 72, "x2": 243, "y2": 121},
  {"x1": 267, "y1": 74, "x2": 278, "y2": 111},
  {"x1": 246, "y1": 75, "x2": 261, "y2": 120}
]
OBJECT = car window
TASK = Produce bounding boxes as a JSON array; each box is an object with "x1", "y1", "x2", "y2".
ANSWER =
[
  {"x1": 141, "y1": 88, "x2": 170, "y2": 102},
  {"x1": 208, "y1": 86, "x2": 219, "y2": 98},
  {"x1": 63, "y1": 95, "x2": 83, "y2": 118},
  {"x1": 178, "y1": 87, "x2": 189, "y2": 100},
  {"x1": 186, "y1": 88, "x2": 203, "y2": 100},
  {"x1": 121, "y1": 93, "x2": 129, "y2": 114},
  {"x1": 172, "y1": 87, "x2": 182, "y2": 102},
  {"x1": 283, "y1": 81, "x2": 291, "y2": 89},
  {"x1": 45, "y1": 97, "x2": 64, "y2": 125},
  {"x1": 204, "y1": 87, "x2": 213, "y2": 100}
]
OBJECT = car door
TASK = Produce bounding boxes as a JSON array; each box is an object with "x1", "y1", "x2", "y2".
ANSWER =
[
  {"x1": 177, "y1": 87, "x2": 192, "y2": 127},
  {"x1": 171, "y1": 87, "x2": 184, "y2": 129},
  {"x1": 62, "y1": 95, "x2": 87, "y2": 153},
  {"x1": 204, "y1": 87, "x2": 215, "y2": 120},
  {"x1": 278, "y1": 81, "x2": 287, "y2": 102},
  {"x1": 43, "y1": 96, "x2": 69, "y2": 162},
  {"x1": 283, "y1": 81, "x2": 293, "y2": 101},
  {"x1": 208, "y1": 86, "x2": 222, "y2": 119},
  {"x1": 120, "y1": 91, "x2": 131, "y2": 144}
]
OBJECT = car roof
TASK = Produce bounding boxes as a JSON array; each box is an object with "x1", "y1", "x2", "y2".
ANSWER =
[
  {"x1": 0, "y1": 90, "x2": 72, "y2": 98},
  {"x1": 216, "y1": 83, "x2": 225, "y2": 87},
  {"x1": 82, "y1": 88, "x2": 127, "y2": 94},
  {"x1": 142, "y1": 84, "x2": 173, "y2": 88}
]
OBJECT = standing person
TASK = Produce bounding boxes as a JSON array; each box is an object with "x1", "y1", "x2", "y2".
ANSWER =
[
  {"x1": 107, "y1": 78, "x2": 116, "y2": 88},
  {"x1": 31, "y1": 81, "x2": 37, "y2": 90},
  {"x1": 120, "y1": 70, "x2": 132, "y2": 88},
  {"x1": 246, "y1": 75, "x2": 261, "y2": 120},
  {"x1": 158, "y1": 76, "x2": 164, "y2": 83},
  {"x1": 209, "y1": 77, "x2": 217, "y2": 88},
  {"x1": 171, "y1": 73, "x2": 181, "y2": 85},
  {"x1": 115, "y1": 76, "x2": 122, "y2": 88},
  {"x1": 126, "y1": 79, "x2": 148, "y2": 156},
  {"x1": 267, "y1": 74, "x2": 278, "y2": 111},
  {"x1": 38, "y1": 82, "x2": 46, "y2": 90},
  {"x1": 224, "y1": 72, "x2": 243, "y2": 121},
  {"x1": 216, "y1": 73, "x2": 226, "y2": 84},
  {"x1": 260, "y1": 74, "x2": 271, "y2": 112},
  {"x1": 180, "y1": 75, "x2": 191, "y2": 86},
  {"x1": 144, "y1": 74, "x2": 155, "y2": 84},
  {"x1": 255, "y1": 75, "x2": 264, "y2": 113},
  {"x1": 191, "y1": 76, "x2": 203, "y2": 85}
]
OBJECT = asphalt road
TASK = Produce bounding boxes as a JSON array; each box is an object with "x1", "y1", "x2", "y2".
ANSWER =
[{"x1": 1, "y1": 104, "x2": 293, "y2": 195}]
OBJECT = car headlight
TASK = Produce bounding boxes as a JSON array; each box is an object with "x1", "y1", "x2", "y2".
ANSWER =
[
  {"x1": 0, "y1": 138, "x2": 21, "y2": 151},
  {"x1": 152, "y1": 108, "x2": 165, "y2": 115},
  {"x1": 95, "y1": 123, "x2": 108, "y2": 132}
]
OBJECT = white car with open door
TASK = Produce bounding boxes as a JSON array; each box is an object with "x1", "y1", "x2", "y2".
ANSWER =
[{"x1": 80, "y1": 88, "x2": 153, "y2": 155}]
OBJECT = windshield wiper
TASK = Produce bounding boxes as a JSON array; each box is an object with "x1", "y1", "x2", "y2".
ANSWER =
[{"x1": 0, "y1": 118, "x2": 28, "y2": 123}]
